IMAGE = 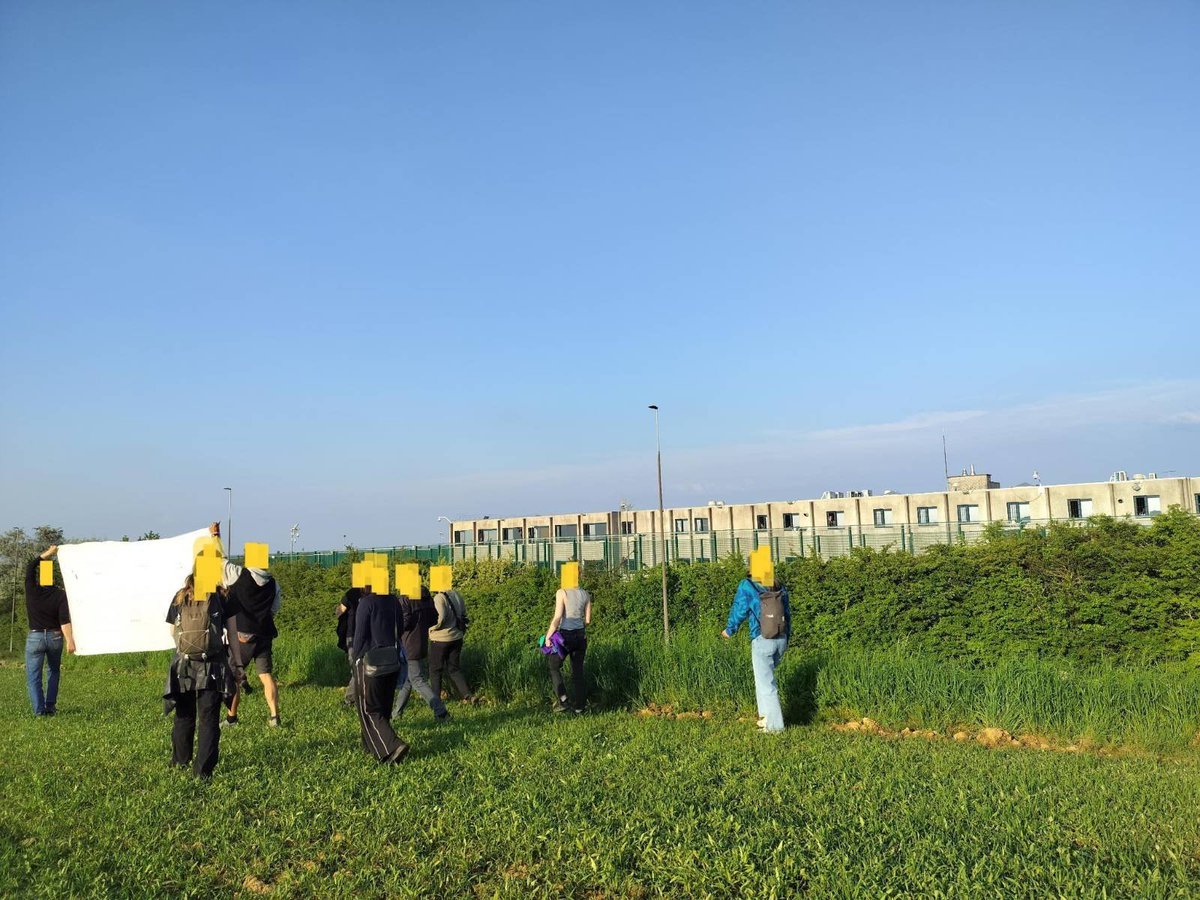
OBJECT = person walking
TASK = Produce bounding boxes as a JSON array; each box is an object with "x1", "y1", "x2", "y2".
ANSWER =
[
  {"x1": 352, "y1": 570, "x2": 409, "y2": 764},
  {"x1": 163, "y1": 573, "x2": 245, "y2": 778},
  {"x1": 24, "y1": 545, "x2": 75, "y2": 716},
  {"x1": 393, "y1": 584, "x2": 450, "y2": 721},
  {"x1": 721, "y1": 548, "x2": 791, "y2": 734},
  {"x1": 545, "y1": 562, "x2": 591, "y2": 714},
  {"x1": 336, "y1": 583, "x2": 364, "y2": 706},
  {"x1": 207, "y1": 523, "x2": 282, "y2": 728},
  {"x1": 427, "y1": 566, "x2": 476, "y2": 706}
]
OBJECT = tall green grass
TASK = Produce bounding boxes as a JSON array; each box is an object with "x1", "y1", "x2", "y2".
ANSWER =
[{"x1": 49, "y1": 632, "x2": 1200, "y2": 751}]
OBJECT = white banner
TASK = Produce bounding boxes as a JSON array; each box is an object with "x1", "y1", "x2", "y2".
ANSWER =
[{"x1": 57, "y1": 529, "x2": 210, "y2": 656}]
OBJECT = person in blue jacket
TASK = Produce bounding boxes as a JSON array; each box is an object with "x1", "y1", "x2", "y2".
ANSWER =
[{"x1": 721, "y1": 549, "x2": 791, "y2": 733}]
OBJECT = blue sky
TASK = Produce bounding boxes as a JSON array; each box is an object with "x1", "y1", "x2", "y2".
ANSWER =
[{"x1": 1, "y1": 2, "x2": 1196, "y2": 549}]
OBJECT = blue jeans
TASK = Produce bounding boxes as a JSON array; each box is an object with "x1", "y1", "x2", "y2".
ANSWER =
[
  {"x1": 26, "y1": 631, "x2": 64, "y2": 716},
  {"x1": 751, "y1": 636, "x2": 787, "y2": 733}
]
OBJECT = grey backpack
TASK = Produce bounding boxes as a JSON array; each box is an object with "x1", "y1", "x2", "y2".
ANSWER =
[
  {"x1": 174, "y1": 597, "x2": 224, "y2": 660},
  {"x1": 757, "y1": 587, "x2": 787, "y2": 640}
]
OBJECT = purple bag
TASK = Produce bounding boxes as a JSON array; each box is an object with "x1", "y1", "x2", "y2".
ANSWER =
[{"x1": 538, "y1": 632, "x2": 567, "y2": 658}]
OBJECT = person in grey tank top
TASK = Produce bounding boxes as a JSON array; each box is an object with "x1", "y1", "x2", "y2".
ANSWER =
[{"x1": 546, "y1": 565, "x2": 592, "y2": 713}]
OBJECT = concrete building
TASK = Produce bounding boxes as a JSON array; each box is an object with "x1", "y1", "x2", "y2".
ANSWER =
[{"x1": 448, "y1": 471, "x2": 1200, "y2": 567}]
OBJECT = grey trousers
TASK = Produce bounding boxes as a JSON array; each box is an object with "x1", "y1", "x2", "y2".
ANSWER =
[
  {"x1": 344, "y1": 650, "x2": 357, "y2": 704},
  {"x1": 392, "y1": 659, "x2": 447, "y2": 718}
]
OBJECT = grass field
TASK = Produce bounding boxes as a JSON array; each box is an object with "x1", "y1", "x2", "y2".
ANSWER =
[{"x1": 3, "y1": 667, "x2": 1200, "y2": 897}]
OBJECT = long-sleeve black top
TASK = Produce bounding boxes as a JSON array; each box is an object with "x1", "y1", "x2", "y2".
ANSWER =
[
  {"x1": 25, "y1": 557, "x2": 71, "y2": 631},
  {"x1": 398, "y1": 587, "x2": 437, "y2": 661},
  {"x1": 352, "y1": 592, "x2": 405, "y2": 661}
]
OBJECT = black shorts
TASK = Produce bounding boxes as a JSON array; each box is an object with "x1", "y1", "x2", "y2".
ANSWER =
[{"x1": 238, "y1": 636, "x2": 274, "y2": 675}]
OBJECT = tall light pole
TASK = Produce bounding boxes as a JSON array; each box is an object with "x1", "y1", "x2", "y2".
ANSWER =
[
  {"x1": 648, "y1": 405, "x2": 670, "y2": 644},
  {"x1": 290, "y1": 524, "x2": 300, "y2": 558},
  {"x1": 223, "y1": 487, "x2": 232, "y2": 557},
  {"x1": 437, "y1": 516, "x2": 452, "y2": 544}
]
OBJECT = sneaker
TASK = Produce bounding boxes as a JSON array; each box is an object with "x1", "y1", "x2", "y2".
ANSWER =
[
  {"x1": 385, "y1": 742, "x2": 410, "y2": 764},
  {"x1": 572, "y1": 707, "x2": 585, "y2": 715},
  {"x1": 44, "y1": 707, "x2": 57, "y2": 716},
  {"x1": 435, "y1": 711, "x2": 452, "y2": 724},
  {"x1": 267, "y1": 716, "x2": 281, "y2": 729},
  {"x1": 462, "y1": 695, "x2": 480, "y2": 707},
  {"x1": 551, "y1": 698, "x2": 569, "y2": 714},
  {"x1": 221, "y1": 716, "x2": 239, "y2": 728}
]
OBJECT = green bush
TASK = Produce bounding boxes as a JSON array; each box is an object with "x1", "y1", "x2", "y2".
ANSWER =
[{"x1": 266, "y1": 509, "x2": 1200, "y2": 668}]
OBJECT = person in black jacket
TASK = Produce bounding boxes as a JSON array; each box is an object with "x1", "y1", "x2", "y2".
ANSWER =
[
  {"x1": 207, "y1": 523, "x2": 282, "y2": 728},
  {"x1": 392, "y1": 585, "x2": 449, "y2": 721},
  {"x1": 336, "y1": 585, "x2": 364, "y2": 706},
  {"x1": 352, "y1": 577, "x2": 409, "y2": 764},
  {"x1": 164, "y1": 574, "x2": 245, "y2": 778}
]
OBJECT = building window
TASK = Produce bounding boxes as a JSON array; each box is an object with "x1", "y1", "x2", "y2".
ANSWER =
[
  {"x1": 582, "y1": 523, "x2": 607, "y2": 537},
  {"x1": 674, "y1": 518, "x2": 688, "y2": 533},
  {"x1": 527, "y1": 526, "x2": 548, "y2": 541},
  {"x1": 694, "y1": 518, "x2": 710, "y2": 533},
  {"x1": 555, "y1": 524, "x2": 578, "y2": 539},
  {"x1": 1134, "y1": 495, "x2": 1161, "y2": 517},
  {"x1": 1006, "y1": 502, "x2": 1031, "y2": 523},
  {"x1": 1195, "y1": 494, "x2": 1200, "y2": 515},
  {"x1": 1067, "y1": 499, "x2": 1093, "y2": 519},
  {"x1": 453, "y1": 530, "x2": 471, "y2": 544},
  {"x1": 957, "y1": 505, "x2": 980, "y2": 523},
  {"x1": 916, "y1": 506, "x2": 938, "y2": 525},
  {"x1": 826, "y1": 511, "x2": 845, "y2": 527},
  {"x1": 755, "y1": 515, "x2": 768, "y2": 530},
  {"x1": 620, "y1": 521, "x2": 634, "y2": 535},
  {"x1": 502, "y1": 527, "x2": 523, "y2": 541},
  {"x1": 782, "y1": 513, "x2": 804, "y2": 529},
  {"x1": 872, "y1": 508, "x2": 893, "y2": 527},
  {"x1": 477, "y1": 528, "x2": 497, "y2": 543}
]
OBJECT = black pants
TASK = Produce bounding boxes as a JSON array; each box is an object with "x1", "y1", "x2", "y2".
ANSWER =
[
  {"x1": 428, "y1": 639, "x2": 472, "y2": 701},
  {"x1": 354, "y1": 663, "x2": 405, "y2": 762},
  {"x1": 548, "y1": 629, "x2": 587, "y2": 710},
  {"x1": 172, "y1": 689, "x2": 222, "y2": 777}
]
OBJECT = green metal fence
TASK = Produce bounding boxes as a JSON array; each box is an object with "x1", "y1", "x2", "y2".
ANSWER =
[
  {"x1": 270, "y1": 544, "x2": 451, "y2": 569},
  {"x1": 275, "y1": 514, "x2": 1193, "y2": 571}
]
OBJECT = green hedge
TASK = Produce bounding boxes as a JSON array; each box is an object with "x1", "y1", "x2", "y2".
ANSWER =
[{"x1": 269, "y1": 508, "x2": 1200, "y2": 669}]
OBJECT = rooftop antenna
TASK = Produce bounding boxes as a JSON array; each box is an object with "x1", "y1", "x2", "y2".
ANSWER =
[
  {"x1": 942, "y1": 435, "x2": 949, "y2": 488},
  {"x1": 1032, "y1": 470, "x2": 1041, "y2": 487}
]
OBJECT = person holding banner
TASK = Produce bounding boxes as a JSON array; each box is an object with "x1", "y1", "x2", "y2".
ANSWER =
[
  {"x1": 24, "y1": 545, "x2": 75, "y2": 716},
  {"x1": 163, "y1": 553, "x2": 246, "y2": 778},
  {"x1": 204, "y1": 524, "x2": 282, "y2": 729}
]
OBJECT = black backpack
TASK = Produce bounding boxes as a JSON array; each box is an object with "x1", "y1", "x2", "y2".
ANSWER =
[
  {"x1": 174, "y1": 595, "x2": 224, "y2": 661},
  {"x1": 756, "y1": 585, "x2": 787, "y2": 640}
]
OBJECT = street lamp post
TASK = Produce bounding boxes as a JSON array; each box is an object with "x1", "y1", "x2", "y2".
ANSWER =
[
  {"x1": 290, "y1": 524, "x2": 300, "y2": 558},
  {"x1": 648, "y1": 405, "x2": 670, "y2": 644},
  {"x1": 223, "y1": 487, "x2": 232, "y2": 556}
]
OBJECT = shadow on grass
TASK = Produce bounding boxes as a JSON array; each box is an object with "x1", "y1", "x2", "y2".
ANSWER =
[{"x1": 779, "y1": 653, "x2": 823, "y2": 725}]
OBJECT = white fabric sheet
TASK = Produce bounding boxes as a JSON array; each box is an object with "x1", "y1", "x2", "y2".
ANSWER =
[{"x1": 57, "y1": 529, "x2": 210, "y2": 656}]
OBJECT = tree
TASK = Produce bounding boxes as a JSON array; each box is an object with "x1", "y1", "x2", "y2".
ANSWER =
[{"x1": 138, "y1": 531, "x2": 161, "y2": 541}]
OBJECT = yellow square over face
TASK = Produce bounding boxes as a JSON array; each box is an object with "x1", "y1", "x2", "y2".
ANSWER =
[
  {"x1": 370, "y1": 566, "x2": 390, "y2": 595},
  {"x1": 351, "y1": 561, "x2": 367, "y2": 588},
  {"x1": 244, "y1": 542, "x2": 269, "y2": 569},
  {"x1": 39, "y1": 560, "x2": 54, "y2": 586},
  {"x1": 429, "y1": 565, "x2": 453, "y2": 593},
  {"x1": 193, "y1": 535, "x2": 223, "y2": 559},
  {"x1": 195, "y1": 555, "x2": 223, "y2": 599},
  {"x1": 396, "y1": 563, "x2": 421, "y2": 599},
  {"x1": 750, "y1": 546, "x2": 774, "y2": 587},
  {"x1": 560, "y1": 561, "x2": 580, "y2": 591}
]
